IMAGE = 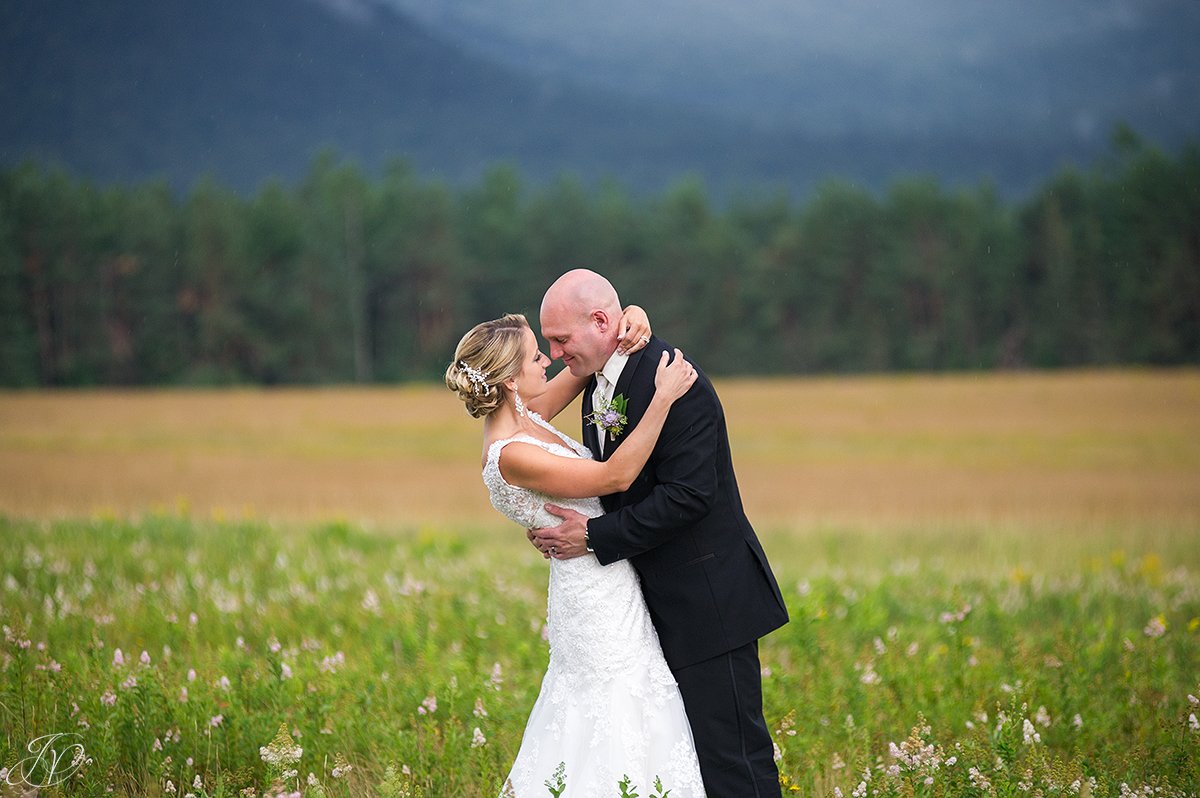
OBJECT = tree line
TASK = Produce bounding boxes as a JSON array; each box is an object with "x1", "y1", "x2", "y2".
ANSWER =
[{"x1": 1, "y1": 130, "x2": 1197, "y2": 387}]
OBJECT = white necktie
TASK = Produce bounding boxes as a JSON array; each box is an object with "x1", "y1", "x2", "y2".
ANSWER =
[{"x1": 592, "y1": 373, "x2": 611, "y2": 455}]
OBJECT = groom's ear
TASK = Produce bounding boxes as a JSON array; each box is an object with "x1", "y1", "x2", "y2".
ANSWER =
[{"x1": 591, "y1": 309, "x2": 612, "y2": 332}]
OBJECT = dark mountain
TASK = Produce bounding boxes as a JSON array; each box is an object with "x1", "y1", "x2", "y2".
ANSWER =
[{"x1": 0, "y1": 0, "x2": 1139, "y2": 196}]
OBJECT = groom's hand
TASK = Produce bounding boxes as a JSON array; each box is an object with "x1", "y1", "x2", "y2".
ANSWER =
[
  {"x1": 533, "y1": 504, "x2": 590, "y2": 560},
  {"x1": 526, "y1": 527, "x2": 552, "y2": 560}
]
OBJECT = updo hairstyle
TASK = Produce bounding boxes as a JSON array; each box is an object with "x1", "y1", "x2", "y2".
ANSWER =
[{"x1": 445, "y1": 313, "x2": 529, "y2": 418}]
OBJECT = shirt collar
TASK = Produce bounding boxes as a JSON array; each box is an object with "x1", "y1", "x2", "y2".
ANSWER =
[{"x1": 597, "y1": 348, "x2": 629, "y2": 387}]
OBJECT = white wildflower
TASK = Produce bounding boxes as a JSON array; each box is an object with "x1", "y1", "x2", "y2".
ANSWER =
[{"x1": 1144, "y1": 615, "x2": 1167, "y2": 638}]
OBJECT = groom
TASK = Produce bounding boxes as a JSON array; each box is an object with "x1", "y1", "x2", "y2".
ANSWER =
[{"x1": 532, "y1": 269, "x2": 790, "y2": 797}]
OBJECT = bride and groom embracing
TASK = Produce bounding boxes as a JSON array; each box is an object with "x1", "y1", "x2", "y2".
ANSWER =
[{"x1": 446, "y1": 269, "x2": 790, "y2": 797}]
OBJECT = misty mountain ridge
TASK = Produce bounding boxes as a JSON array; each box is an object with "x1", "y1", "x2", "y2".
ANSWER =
[{"x1": 1, "y1": 0, "x2": 1194, "y2": 198}]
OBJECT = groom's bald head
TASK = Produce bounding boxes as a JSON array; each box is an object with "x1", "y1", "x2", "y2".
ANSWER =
[
  {"x1": 540, "y1": 269, "x2": 623, "y2": 376},
  {"x1": 542, "y1": 269, "x2": 621, "y2": 321}
]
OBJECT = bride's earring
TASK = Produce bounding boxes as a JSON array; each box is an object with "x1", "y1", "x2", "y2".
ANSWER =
[{"x1": 513, "y1": 390, "x2": 527, "y2": 417}]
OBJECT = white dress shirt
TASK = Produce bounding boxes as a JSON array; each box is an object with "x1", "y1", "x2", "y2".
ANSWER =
[{"x1": 591, "y1": 349, "x2": 629, "y2": 456}]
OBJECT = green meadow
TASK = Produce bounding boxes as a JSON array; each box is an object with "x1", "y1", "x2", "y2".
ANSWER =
[{"x1": 1, "y1": 371, "x2": 1198, "y2": 796}]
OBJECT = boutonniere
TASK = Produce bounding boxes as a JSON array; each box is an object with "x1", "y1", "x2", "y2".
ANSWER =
[{"x1": 587, "y1": 393, "x2": 628, "y2": 439}]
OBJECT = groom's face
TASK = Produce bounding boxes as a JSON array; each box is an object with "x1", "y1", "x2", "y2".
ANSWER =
[{"x1": 540, "y1": 305, "x2": 612, "y2": 377}]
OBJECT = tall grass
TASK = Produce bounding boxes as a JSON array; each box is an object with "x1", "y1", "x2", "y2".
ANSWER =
[
  {"x1": 2, "y1": 370, "x2": 1197, "y2": 795},
  {"x1": 2, "y1": 514, "x2": 1197, "y2": 796}
]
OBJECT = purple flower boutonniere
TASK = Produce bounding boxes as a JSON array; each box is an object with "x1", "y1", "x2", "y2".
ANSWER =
[{"x1": 587, "y1": 394, "x2": 628, "y2": 439}]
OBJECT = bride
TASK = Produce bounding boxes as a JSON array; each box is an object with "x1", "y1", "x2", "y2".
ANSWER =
[{"x1": 445, "y1": 309, "x2": 707, "y2": 797}]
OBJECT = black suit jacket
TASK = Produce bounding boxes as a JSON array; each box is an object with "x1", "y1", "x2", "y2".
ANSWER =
[{"x1": 584, "y1": 336, "x2": 789, "y2": 669}]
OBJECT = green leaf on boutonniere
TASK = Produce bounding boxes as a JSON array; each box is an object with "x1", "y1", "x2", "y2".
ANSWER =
[{"x1": 587, "y1": 393, "x2": 628, "y2": 438}]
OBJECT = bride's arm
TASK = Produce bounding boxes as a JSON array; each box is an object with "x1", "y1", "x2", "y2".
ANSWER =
[
  {"x1": 499, "y1": 349, "x2": 696, "y2": 498},
  {"x1": 525, "y1": 305, "x2": 652, "y2": 421}
]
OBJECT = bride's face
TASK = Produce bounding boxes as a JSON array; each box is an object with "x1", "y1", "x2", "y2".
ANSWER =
[{"x1": 511, "y1": 326, "x2": 551, "y2": 401}]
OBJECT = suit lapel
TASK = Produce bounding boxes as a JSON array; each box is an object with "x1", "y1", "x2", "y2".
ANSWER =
[{"x1": 582, "y1": 374, "x2": 601, "y2": 460}]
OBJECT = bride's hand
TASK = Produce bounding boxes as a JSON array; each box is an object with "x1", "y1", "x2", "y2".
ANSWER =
[
  {"x1": 653, "y1": 349, "x2": 697, "y2": 403},
  {"x1": 617, "y1": 305, "x2": 652, "y2": 355}
]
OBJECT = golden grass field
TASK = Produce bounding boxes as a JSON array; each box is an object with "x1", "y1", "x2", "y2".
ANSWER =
[{"x1": 1, "y1": 368, "x2": 1197, "y2": 535}]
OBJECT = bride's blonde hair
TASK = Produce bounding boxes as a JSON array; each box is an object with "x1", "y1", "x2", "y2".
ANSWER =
[{"x1": 445, "y1": 314, "x2": 529, "y2": 418}]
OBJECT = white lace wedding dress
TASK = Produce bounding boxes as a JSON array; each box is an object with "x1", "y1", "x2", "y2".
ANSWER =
[{"x1": 483, "y1": 411, "x2": 707, "y2": 798}]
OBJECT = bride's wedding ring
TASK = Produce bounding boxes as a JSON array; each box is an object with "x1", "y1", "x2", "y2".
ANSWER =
[{"x1": 550, "y1": 546, "x2": 558, "y2": 556}]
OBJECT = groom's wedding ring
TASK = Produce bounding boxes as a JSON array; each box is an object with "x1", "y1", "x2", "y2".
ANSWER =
[{"x1": 639, "y1": 335, "x2": 649, "y2": 343}]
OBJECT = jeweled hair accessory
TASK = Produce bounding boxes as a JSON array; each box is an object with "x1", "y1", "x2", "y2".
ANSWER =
[{"x1": 459, "y1": 361, "x2": 492, "y2": 394}]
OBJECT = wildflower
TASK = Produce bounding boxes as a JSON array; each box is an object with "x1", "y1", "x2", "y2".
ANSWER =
[
  {"x1": 319, "y1": 652, "x2": 345, "y2": 674},
  {"x1": 490, "y1": 662, "x2": 504, "y2": 689},
  {"x1": 189, "y1": 612, "x2": 198, "y2": 625},
  {"x1": 153, "y1": 738, "x2": 163, "y2": 752},
  {"x1": 1035, "y1": 705, "x2": 1051, "y2": 727},
  {"x1": 194, "y1": 775, "x2": 203, "y2": 789},
  {"x1": 418, "y1": 695, "x2": 437, "y2": 715},
  {"x1": 280, "y1": 662, "x2": 292, "y2": 680},
  {"x1": 474, "y1": 697, "x2": 488, "y2": 717},
  {"x1": 1188, "y1": 694, "x2": 1198, "y2": 706},
  {"x1": 179, "y1": 687, "x2": 189, "y2": 703},
  {"x1": 939, "y1": 603, "x2": 971, "y2": 624},
  {"x1": 187, "y1": 668, "x2": 197, "y2": 682},
  {"x1": 113, "y1": 648, "x2": 125, "y2": 667},
  {"x1": 873, "y1": 637, "x2": 886, "y2": 655},
  {"x1": 210, "y1": 714, "x2": 224, "y2": 727},
  {"x1": 121, "y1": 675, "x2": 138, "y2": 690},
  {"x1": 1022, "y1": 718, "x2": 1041, "y2": 745},
  {"x1": 1189, "y1": 713, "x2": 1199, "y2": 731},
  {"x1": 1072, "y1": 713, "x2": 1083, "y2": 729},
  {"x1": 969, "y1": 767, "x2": 992, "y2": 791},
  {"x1": 471, "y1": 727, "x2": 487, "y2": 748},
  {"x1": 1144, "y1": 615, "x2": 1167, "y2": 638},
  {"x1": 140, "y1": 650, "x2": 151, "y2": 666},
  {"x1": 166, "y1": 780, "x2": 176, "y2": 793},
  {"x1": 362, "y1": 589, "x2": 381, "y2": 614},
  {"x1": 268, "y1": 636, "x2": 282, "y2": 653},
  {"x1": 260, "y1": 724, "x2": 303, "y2": 767},
  {"x1": 331, "y1": 754, "x2": 352, "y2": 778},
  {"x1": 216, "y1": 675, "x2": 231, "y2": 691},
  {"x1": 831, "y1": 752, "x2": 845, "y2": 770},
  {"x1": 859, "y1": 662, "x2": 881, "y2": 685},
  {"x1": 307, "y1": 774, "x2": 319, "y2": 786},
  {"x1": 101, "y1": 690, "x2": 116, "y2": 706}
]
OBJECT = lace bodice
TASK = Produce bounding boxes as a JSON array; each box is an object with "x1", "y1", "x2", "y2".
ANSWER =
[{"x1": 482, "y1": 410, "x2": 604, "y2": 529}]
